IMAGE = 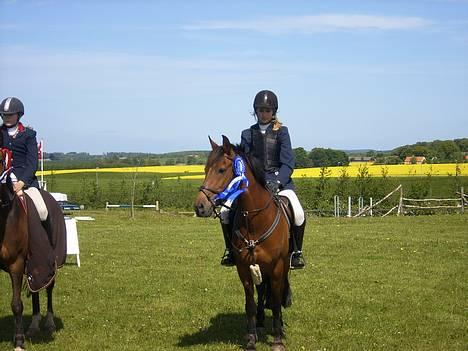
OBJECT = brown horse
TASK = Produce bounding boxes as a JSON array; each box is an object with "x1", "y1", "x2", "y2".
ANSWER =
[
  {"x1": 0, "y1": 149, "x2": 64, "y2": 350},
  {"x1": 194, "y1": 136, "x2": 292, "y2": 351}
]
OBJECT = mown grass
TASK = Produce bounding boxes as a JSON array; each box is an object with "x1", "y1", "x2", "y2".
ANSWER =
[{"x1": 0, "y1": 212, "x2": 466, "y2": 350}]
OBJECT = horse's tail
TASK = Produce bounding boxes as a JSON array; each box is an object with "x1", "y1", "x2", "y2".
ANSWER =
[{"x1": 282, "y1": 274, "x2": 292, "y2": 308}]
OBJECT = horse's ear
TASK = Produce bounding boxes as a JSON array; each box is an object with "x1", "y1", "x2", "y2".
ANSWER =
[
  {"x1": 208, "y1": 136, "x2": 218, "y2": 150},
  {"x1": 222, "y1": 135, "x2": 232, "y2": 155}
]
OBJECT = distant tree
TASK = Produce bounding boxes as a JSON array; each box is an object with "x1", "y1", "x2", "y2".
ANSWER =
[
  {"x1": 308, "y1": 148, "x2": 329, "y2": 167},
  {"x1": 454, "y1": 138, "x2": 468, "y2": 152},
  {"x1": 293, "y1": 147, "x2": 311, "y2": 168},
  {"x1": 165, "y1": 158, "x2": 175, "y2": 165},
  {"x1": 432, "y1": 140, "x2": 460, "y2": 161},
  {"x1": 393, "y1": 139, "x2": 463, "y2": 162},
  {"x1": 186, "y1": 156, "x2": 197, "y2": 165},
  {"x1": 309, "y1": 148, "x2": 349, "y2": 167}
]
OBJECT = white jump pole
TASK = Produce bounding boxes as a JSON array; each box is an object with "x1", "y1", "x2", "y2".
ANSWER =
[
  {"x1": 348, "y1": 196, "x2": 352, "y2": 217},
  {"x1": 40, "y1": 139, "x2": 44, "y2": 189}
]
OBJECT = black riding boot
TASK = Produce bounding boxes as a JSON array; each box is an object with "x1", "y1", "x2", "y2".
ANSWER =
[
  {"x1": 290, "y1": 218, "x2": 306, "y2": 269},
  {"x1": 220, "y1": 223, "x2": 235, "y2": 266}
]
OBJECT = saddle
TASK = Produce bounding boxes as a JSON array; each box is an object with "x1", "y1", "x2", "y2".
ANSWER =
[{"x1": 278, "y1": 196, "x2": 293, "y2": 230}]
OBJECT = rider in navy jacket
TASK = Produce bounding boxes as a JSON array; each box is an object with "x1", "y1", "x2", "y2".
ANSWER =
[
  {"x1": 241, "y1": 123, "x2": 295, "y2": 191},
  {"x1": 0, "y1": 97, "x2": 39, "y2": 190},
  {"x1": 220, "y1": 90, "x2": 306, "y2": 269}
]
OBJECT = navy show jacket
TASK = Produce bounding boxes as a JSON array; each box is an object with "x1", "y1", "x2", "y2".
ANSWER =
[
  {"x1": 1, "y1": 124, "x2": 39, "y2": 188},
  {"x1": 240, "y1": 123, "x2": 295, "y2": 190}
]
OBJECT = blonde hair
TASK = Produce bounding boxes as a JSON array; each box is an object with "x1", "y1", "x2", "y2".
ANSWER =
[
  {"x1": 252, "y1": 111, "x2": 282, "y2": 130},
  {"x1": 272, "y1": 116, "x2": 282, "y2": 131}
]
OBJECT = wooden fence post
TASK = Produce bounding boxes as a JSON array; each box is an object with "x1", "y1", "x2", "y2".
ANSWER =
[
  {"x1": 397, "y1": 186, "x2": 403, "y2": 216},
  {"x1": 461, "y1": 187, "x2": 465, "y2": 214}
]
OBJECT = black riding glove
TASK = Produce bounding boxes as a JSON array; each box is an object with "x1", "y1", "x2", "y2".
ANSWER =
[{"x1": 265, "y1": 180, "x2": 281, "y2": 194}]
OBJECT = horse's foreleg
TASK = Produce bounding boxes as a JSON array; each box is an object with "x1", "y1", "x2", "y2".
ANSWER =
[
  {"x1": 271, "y1": 263, "x2": 286, "y2": 351},
  {"x1": 26, "y1": 292, "x2": 41, "y2": 338},
  {"x1": 256, "y1": 281, "x2": 266, "y2": 331},
  {"x1": 239, "y1": 267, "x2": 257, "y2": 351},
  {"x1": 43, "y1": 280, "x2": 56, "y2": 333},
  {"x1": 9, "y1": 261, "x2": 25, "y2": 350}
]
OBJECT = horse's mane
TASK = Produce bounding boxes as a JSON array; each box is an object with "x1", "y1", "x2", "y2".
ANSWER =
[
  {"x1": 232, "y1": 144, "x2": 266, "y2": 186},
  {"x1": 206, "y1": 143, "x2": 266, "y2": 186}
]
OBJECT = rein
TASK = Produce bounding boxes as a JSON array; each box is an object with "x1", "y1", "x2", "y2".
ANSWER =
[{"x1": 233, "y1": 196, "x2": 282, "y2": 253}]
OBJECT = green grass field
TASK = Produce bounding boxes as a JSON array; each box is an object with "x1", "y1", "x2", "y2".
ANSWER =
[{"x1": 0, "y1": 212, "x2": 466, "y2": 350}]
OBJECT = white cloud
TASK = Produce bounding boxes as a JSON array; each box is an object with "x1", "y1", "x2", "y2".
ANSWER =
[{"x1": 184, "y1": 14, "x2": 431, "y2": 33}]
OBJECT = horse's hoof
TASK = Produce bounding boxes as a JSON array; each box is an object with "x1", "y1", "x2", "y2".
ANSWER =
[
  {"x1": 25, "y1": 326, "x2": 39, "y2": 339},
  {"x1": 43, "y1": 312, "x2": 56, "y2": 334},
  {"x1": 271, "y1": 343, "x2": 285, "y2": 351},
  {"x1": 14, "y1": 347, "x2": 26, "y2": 351},
  {"x1": 272, "y1": 336, "x2": 285, "y2": 351},
  {"x1": 245, "y1": 333, "x2": 257, "y2": 350},
  {"x1": 26, "y1": 314, "x2": 42, "y2": 339}
]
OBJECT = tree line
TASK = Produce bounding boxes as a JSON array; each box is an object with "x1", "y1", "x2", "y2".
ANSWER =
[{"x1": 44, "y1": 138, "x2": 467, "y2": 170}]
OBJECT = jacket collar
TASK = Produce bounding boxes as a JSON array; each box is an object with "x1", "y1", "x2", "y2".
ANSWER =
[{"x1": 1, "y1": 122, "x2": 25, "y2": 133}]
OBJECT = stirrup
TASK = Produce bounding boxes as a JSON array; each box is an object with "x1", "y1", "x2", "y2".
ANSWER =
[
  {"x1": 290, "y1": 251, "x2": 305, "y2": 270},
  {"x1": 220, "y1": 249, "x2": 235, "y2": 266}
]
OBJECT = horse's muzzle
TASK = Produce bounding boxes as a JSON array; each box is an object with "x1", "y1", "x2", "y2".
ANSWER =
[{"x1": 194, "y1": 193, "x2": 214, "y2": 217}]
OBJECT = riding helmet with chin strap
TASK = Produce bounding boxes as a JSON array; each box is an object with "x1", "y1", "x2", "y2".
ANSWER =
[
  {"x1": 253, "y1": 90, "x2": 278, "y2": 116},
  {"x1": 0, "y1": 97, "x2": 24, "y2": 118}
]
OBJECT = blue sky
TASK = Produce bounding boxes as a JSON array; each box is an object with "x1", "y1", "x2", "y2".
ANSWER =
[{"x1": 1, "y1": 0, "x2": 467, "y2": 154}]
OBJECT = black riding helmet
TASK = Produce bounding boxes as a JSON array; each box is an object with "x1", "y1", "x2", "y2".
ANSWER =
[
  {"x1": 253, "y1": 90, "x2": 278, "y2": 116},
  {"x1": 0, "y1": 97, "x2": 24, "y2": 117}
]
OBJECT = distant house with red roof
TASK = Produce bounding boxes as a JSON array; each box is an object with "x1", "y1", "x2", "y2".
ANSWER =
[{"x1": 404, "y1": 156, "x2": 427, "y2": 165}]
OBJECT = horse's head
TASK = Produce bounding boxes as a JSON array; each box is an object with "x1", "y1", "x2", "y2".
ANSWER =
[{"x1": 194, "y1": 135, "x2": 241, "y2": 217}]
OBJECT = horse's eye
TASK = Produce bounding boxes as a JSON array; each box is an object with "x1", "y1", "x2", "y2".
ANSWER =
[{"x1": 218, "y1": 168, "x2": 226, "y2": 174}]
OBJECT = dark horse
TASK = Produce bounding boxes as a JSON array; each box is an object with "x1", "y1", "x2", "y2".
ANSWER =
[
  {"x1": 194, "y1": 136, "x2": 292, "y2": 351},
  {"x1": 0, "y1": 149, "x2": 65, "y2": 350}
]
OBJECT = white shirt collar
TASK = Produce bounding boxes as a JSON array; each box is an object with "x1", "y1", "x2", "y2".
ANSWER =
[
  {"x1": 258, "y1": 123, "x2": 269, "y2": 134},
  {"x1": 7, "y1": 125, "x2": 19, "y2": 136}
]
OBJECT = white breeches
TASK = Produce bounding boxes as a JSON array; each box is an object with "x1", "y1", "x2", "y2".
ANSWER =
[
  {"x1": 10, "y1": 172, "x2": 48, "y2": 221},
  {"x1": 278, "y1": 189, "x2": 305, "y2": 226}
]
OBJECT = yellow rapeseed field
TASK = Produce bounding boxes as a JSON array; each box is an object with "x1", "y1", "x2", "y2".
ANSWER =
[
  {"x1": 38, "y1": 163, "x2": 468, "y2": 179},
  {"x1": 38, "y1": 165, "x2": 205, "y2": 176}
]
